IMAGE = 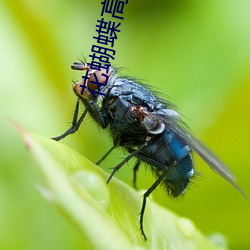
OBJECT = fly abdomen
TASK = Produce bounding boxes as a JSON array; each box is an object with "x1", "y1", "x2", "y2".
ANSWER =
[
  {"x1": 166, "y1": 129, "x2": 191, "y2": 161},
  {"x1": 162, "y1": 129, "x2": 194, "y2": 196},
  {"x1": 164, "y1": 153, "x2": 194, "y2": 197}
]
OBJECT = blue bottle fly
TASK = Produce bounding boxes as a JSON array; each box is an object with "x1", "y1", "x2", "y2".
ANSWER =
[{"x1": 52, "y1": 62, "x2": 246, "y2": 240}]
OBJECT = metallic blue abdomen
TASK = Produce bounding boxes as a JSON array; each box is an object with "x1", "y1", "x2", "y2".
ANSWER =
[{"x1": 137, "y1": 128, "x2": 194, "y2": 197}]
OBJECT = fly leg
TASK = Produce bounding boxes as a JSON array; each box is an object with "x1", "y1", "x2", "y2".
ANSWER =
[
  {"x1": 133, "y1": 160, "x2": 141, "y2": 189},
  {"x1": 52, "y1": 99, "x2": 107, "y2": 141},
  {"x1": 88, "y1": 100, "x2": 107, "y2": 129},
  {"x1": 96, "y1": 145, "x2": 116, "y2": 165},
  {"x1": 107, "y1": 144, "x2": 146, "y2": 184},
  {"x1": 52, "y1": 99, "x2": 88, "y2": 141},
  {"x1": 140, "y1": 172, "x2": 166, "y2": 240}
]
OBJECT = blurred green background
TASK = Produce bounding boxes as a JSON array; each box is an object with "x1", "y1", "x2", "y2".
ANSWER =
[{"x1": 1, "y1": 0, "x2": 250, "y2": 249}]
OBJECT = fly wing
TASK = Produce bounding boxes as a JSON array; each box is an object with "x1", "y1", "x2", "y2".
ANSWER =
[
  {"x1": 186, "y1": 133, "x2": 236, "y2": 182},
  {"x1": 151, "y1": 110, "x2": 247, "y2": 198},
  {"x1": 169, "y1": 122, "x2": 247, "y2": 198}
]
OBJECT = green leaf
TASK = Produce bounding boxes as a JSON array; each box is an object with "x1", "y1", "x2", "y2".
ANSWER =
[{"x1": 19, "y1": 128, "x2": 226, "y2": 250}]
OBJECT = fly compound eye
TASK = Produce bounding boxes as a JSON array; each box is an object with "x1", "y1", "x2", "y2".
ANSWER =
[
  {"x1": 71, "y1": 61, "x2": 111, "y2": 100},
  {"x1": 88, "y1": 68, "x2": 111, "y2": 91},
  {"x1": 142, "y1": 116, "x2": 165, "y2": 134},
  {"x1": 73, "y1": 79, "x2": 88, "y2": 99}
]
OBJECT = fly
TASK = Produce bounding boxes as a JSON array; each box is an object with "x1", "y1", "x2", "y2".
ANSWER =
[{"x1": 52, "y1": 61, "x2": 247, "y2": 240}]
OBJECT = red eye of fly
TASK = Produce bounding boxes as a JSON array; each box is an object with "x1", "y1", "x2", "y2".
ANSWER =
[
  {"x1": 88, "y1": 68, "x2": 111, "y2": 91},
  {"x1": 71, "y1": 61, "x2": 111, "y2": 98}
]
